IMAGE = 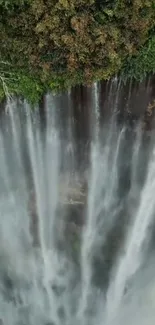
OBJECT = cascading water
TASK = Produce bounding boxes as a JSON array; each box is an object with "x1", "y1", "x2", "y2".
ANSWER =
[{"x1": 0, "y1": 82, "x2": 155, "y2": 325}]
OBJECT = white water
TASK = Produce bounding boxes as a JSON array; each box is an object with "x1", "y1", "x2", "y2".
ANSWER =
[
  {"x1": 0, "y1": 91, "x2": 155, "y2": 325},
  {"x1": 106, "y1": 147, "x2": 155, "y2": 324},
  {"x1": 93, "y1": 82, "x2": 100, "y2": 141}
]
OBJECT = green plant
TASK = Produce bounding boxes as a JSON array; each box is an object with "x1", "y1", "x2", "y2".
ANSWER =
[{"x1": 121, "y1": 36, "x2": 155, "y2": 81}]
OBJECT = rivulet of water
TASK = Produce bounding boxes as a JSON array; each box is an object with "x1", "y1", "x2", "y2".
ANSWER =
[{"x1": 0, "y1": 91, "x2": 155, "y2": 325}]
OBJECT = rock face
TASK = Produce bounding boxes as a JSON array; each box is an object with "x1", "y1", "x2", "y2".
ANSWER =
[
  {"x1": 28, "y1": 191, "x2": 40, "y2": 247},
  {"x1": 28, "y1": 177, "x2": 87, "y2": 249},
  {"x1": 59, "y1": 179, "x2": 87, "y2": 209}
]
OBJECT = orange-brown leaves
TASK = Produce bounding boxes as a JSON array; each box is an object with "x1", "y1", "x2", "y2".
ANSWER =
[
  {"x1": 71, "y1": 15, "x2": 89, "y2": 36},
  {"x1": 67, "y1": 53, "x2": 78, "y2": 71},
  {"x1": 0, "y1": 0, "x2": 155, "y2": 91}
]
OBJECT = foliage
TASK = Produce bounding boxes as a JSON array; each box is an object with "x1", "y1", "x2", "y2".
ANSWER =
[
  {"x1": 121, "y1": 36, "x2": 155, "y2": 81},
  {"x1": 0, "y1": 0, "x2": 155, "y2": 102},
  {"x1": 0, "y1": 64, "x2": 45, "y2": 104},
  {"x1": 0, "y1": 0, "x2": 29, "y2": 9}
]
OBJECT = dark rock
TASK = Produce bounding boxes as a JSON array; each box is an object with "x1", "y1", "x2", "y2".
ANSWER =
[
  {"x1": 51, "y1": 284, "x2": 66, "y2": 296},
  {"x1": 57, "y1": 306, "x2": 66, "y2": 320}
]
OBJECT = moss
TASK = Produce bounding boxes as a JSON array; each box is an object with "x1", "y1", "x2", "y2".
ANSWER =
[{"x1": 0, "y1": 86, "x2": 5, "y2": 102}]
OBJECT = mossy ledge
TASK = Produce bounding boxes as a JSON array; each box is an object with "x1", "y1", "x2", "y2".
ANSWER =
[{"x1": 0, "y1": 0, "x2": 155, "y2": 104}]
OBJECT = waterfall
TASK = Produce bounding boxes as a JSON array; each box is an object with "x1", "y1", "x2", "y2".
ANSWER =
[{"x1": 0, "y1": 85, "x2": 155, "y2": 325}]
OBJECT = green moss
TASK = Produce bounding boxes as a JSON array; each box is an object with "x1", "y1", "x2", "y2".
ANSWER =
[{"x1": 0, "y1": 85, "x2": 5, "y2": 101}]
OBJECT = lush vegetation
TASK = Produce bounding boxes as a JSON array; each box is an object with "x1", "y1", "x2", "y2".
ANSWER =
[{"x1": 0, "y1": 0, "x2": 155, "y2": 102}]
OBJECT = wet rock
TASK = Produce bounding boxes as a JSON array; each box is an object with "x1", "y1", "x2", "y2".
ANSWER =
[
  {"x1": 45, "y1": 322, "x2": 55, "y2": 325},
  {"x1": 51, "y1": 284, "x2": 66, "y2": 296},
  {"x1": 57, "y1": 306, "x2": 66, "y2": 320}
]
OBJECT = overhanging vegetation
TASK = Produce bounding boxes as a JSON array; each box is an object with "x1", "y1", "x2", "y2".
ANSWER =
[{"x1": 0, "y1": 0, "x2": 155, "y2": 103}]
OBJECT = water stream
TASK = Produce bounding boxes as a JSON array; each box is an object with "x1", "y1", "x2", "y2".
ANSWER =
[{"x1": 0, "y1": 83, "x2": 155, "y2": 325}]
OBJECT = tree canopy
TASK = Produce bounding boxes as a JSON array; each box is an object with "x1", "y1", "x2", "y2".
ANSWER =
[{"x1": 0, "y1": 0, "x2": 155, "y2": 102}]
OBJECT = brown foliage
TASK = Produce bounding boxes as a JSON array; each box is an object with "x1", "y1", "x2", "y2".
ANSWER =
[{"x1": 0, "y1": 0, "x2": 155, "y2": 90}]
